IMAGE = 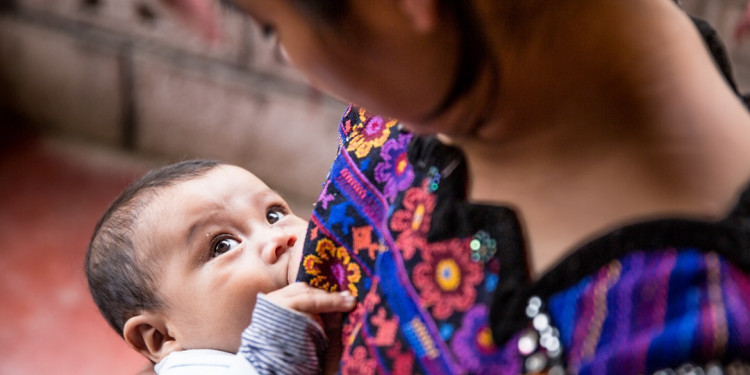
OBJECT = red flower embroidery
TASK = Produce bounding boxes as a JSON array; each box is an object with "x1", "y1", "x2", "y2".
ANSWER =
[
  {"x1": 303, "y1": 239, "x2": 362, "y2": 296},
  {"x1": 342, "y1": 283, "x2": 382, "y2": 366},
  {"x1": 341, "y1": 346, "x2": 378, "y2": 375},
  {"x1": 389, "y1": 185, "x2": 436, "y2": 260},
  {"x1": 386, "y1": 341, "x2": 416, "y2": 375},
  {"x1": 343, "y1": 303, "x2": 365, "y2": 347},
  {"x1": 370, "y1": 307, "x2": 398, "y2": 346},
  {"x1": 413, "y1": 238, "x2": 484, "y2": 319}
]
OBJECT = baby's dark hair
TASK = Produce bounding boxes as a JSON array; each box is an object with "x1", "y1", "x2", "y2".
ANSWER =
[{"x1": 85, "y1": 159, "x2": 221, "y2": 336}]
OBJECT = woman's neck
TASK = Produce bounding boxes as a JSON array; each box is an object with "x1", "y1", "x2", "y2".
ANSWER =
[{"x1": 453, "y1": 0, "x2": 750, "y2": 277}]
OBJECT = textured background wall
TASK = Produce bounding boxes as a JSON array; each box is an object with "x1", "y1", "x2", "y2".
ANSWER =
[
  {"x1": 0, "y1": 0, "x2": 345, "y2": 217},
  {"x1": 1, "y1": 0, "x2": 750, "y2": 216},
  {"x1": 2, "y1": 1, "x2": 750, "y2": 374},
  {"x1": 682, "y1": 0, "x2": 750, "y2": 93}
]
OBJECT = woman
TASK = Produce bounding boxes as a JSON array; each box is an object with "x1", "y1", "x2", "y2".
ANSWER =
[{"x1": 168, "y1": 0, "x2": 750, "y2": 373}]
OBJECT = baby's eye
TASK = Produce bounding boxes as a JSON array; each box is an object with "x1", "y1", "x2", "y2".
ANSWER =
[
  {"x1": 212, "y1": 237, "x2": 239, "y2": 257},
  {"x1": 266, "y1": 206, "x2": 287, "y2": 224}
]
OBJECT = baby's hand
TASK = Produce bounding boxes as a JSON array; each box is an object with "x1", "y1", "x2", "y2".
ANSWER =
[{"x1": 265, "y1": 282, "x2": 356, "y2": 316}]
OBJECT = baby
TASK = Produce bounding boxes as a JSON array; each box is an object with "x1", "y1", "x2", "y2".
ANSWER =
[{"x1": 85, "y1": 159, "x2": 355, "y2": 374}]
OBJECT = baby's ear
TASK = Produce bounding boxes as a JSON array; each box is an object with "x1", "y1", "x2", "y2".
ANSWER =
[{"x1": 123, "y1": 312, "x2": 180, "y2": 363}]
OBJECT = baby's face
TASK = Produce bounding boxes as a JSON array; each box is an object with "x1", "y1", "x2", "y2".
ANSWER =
[{"x1": 140, "y1": 165, "x2": 307, "y2": 352}]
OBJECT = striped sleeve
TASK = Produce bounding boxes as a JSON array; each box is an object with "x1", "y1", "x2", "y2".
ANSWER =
[{"x1": 238, "y1": 293, "x2": 327, "y2": 375}]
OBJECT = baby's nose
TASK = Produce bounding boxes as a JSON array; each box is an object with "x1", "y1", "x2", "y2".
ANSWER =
[{"x1": 265, "y1": 233, "x2": 297, "y2": 264}]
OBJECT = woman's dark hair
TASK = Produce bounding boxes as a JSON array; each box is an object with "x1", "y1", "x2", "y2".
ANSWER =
[
  {"x1": 85, "y1": 159, "x2": 221, "y2": 336},
  {"x1": 285, "y1": 0, "x2": 494, "y2": 125},
  {"x1": 288, "y1": 0, "x2": 347, "y2": 26},
  {"x1": 420, "y1": 1, "x2": 496, "y2": 123},
  {"x1": 287, "y1": 0, "x2": 746, "y2": 121}
]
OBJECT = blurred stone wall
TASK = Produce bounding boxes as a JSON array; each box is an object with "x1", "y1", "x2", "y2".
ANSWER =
[
  {"x1": 1, "y1": 0, "x2": 750, "y2": 215},
  {"x1": 0, "y1": 0, "x2": 345, "y2": 217}
]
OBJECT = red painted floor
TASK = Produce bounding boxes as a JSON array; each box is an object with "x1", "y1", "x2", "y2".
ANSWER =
[{"x1": 0, "y1": 126, "x2": 154, "y2": 374}]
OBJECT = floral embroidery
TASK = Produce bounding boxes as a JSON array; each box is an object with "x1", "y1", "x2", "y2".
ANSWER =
[
  {"x1": 370, "y1": 307, "x2": 399, "y2": 346},
  {"x1": 343, "y1": 303, "x2": 365, "y2": 347},
  {"x1": 341, "y1": 106, "x2": 355, "y2": 137},
  {"x1": 389, "y1": 184, "x2": 437, "y2": 260},
  {"x1": 301, "y1": 106, "x2": 525, "y2": 373},
  {"x1": 341, "y1": 346, "x2": 378, "y2": 375},
  {"x1": 435, "y1": 259, "x2": 462, "y2": 291},
  {"x1": 347, "y1": 108, "x2": 398, "y2": 159},
  {"x1": 374, "y1": 133, "x2": 415, "y2": 201},
  {"x1": 303, "y1": 238, "x2": 362, "y2": 296},
  {"x1": 452, "y1": 305, "x2": 517, "y2": 374},
  {"x1": 386, "y1": 341, "x2": 416, "y2": 375},
  {"x1": 343, "y1": 281, "x2": 384, "y2": 348},
  {"x1": 413, "y1": 238, "x2": 483, "y2": 319},
  {"x1": 362, "y1": 278, "x2": 382, "y2": 311},
  {"x1": 343, "y1": 119, "x2": 353, "y2": 137}
]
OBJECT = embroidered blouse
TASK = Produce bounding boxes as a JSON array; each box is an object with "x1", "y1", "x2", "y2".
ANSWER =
[{"x1": 296, "y1": 105, "x2": 750, "y2": 374}]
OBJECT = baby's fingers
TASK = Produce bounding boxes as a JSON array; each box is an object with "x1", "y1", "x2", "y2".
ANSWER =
[{"x1": 267, "y1": 282, "x2": 357, "y2": 314}]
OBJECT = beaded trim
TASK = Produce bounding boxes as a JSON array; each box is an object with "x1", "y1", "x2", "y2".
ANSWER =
[
  {"x1": 654, "y1": 362, "x2": 750, "y2": 375},
  {"x1": 519, "y1": 295, "x2": 565, "y2": 374}
]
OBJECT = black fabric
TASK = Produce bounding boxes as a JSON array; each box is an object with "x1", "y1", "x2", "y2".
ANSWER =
[{"x1": 490, "y1": 184, "x2": 750, "y2": 345}]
